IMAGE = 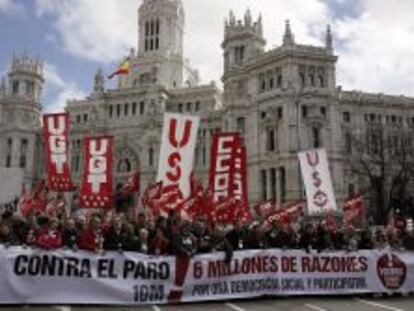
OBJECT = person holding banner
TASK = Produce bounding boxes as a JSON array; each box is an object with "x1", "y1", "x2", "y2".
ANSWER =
[{"x1": 78, "y1": 215, "x2": 104, "y2": 252}]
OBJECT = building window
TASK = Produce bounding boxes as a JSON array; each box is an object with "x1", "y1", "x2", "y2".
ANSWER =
[
  {"x1": 6, "y1": 138, "x2": 12, "y2": 168},
  {"x1": 280, "y1": 167, "x2": 286, "y2": 203},
  {"x1": 261, "y1": 169, "x2": 267, "y2": 200},
  {"x1": 186, "y1": 102, "x2": 192, "y2": 112},
  {"x1": 116, "y1": 104, "x2": 121, "y2": 117},
  {"x1": 178, "y1": 103, "x2": 183, "y2": 112},
  {"x1": 312, "y1": 127, "x2": 321, "y2": 148},
  {"x1": 278, "y1": 107, "x2": 283, "y2": 119},
  {"x1": 83, "y1": 114, "x2": 88, "y2": 122},
  {"x1": 343, "y1": 111, "x2": 350, "y2": 122},
  {"x1": 12, "y1": 81, "x2": 19, "y2": 94},
  {"x1": 320, "y1": 107, "x2": 326, "y2": 116},
  {"x1": 117, "y1": 158, "x2": 132, "y2": 173},
  {"x1": 236, "y1": 117, "x2": 245, "y2": 133},
  {"x1": 267, "y1": 129, "x2": 275, "y2": 151},
  {"x1": 277, "y1": 74, "x2": 282, "y2": 88},
  {"x1": 109, "y1": 105, "x2": 113, "y2": 118},
  {"x1": 26, "y1": 81, "x2": 34, "y2": 95},
  {"x1": 299, "y1": 73, "x2": 306, "y2": 87},
  {"x1": 319, "y1": 75, "x2": 325, "y2": 87},
  {"x1": 124, "y1": 103, "x2": 129, "y2": 116},
  {"x1": 148, "y1": 147, "x2": 154, "y2": 166},
  {"x1": 140, "y1": 101, "x2": 145, "y2": 115},
  {"x1": 270, "y1": 168, "x2": 277, "y2": 201},
  {"x1": 76, "y1": 115, "x2": 81, "y2": 123},
  {"x1": 19, "y1": 139, "x2": 28, "y2": 169},
  {"x1": 202, "y1": 144, "x2": 206, "y2": 166},
  {"x1": 309, "y1": 74, "x2": 315, "y2": 86},
  {"x1": 132, "y1": 102, "x2": 137, "y2": 115},
  {"x1": 302, "y1": 105, "x2": 308, "y2": 118},
  {"x1": 195, "y1": 101, "x2": 200, "y2": 112}
]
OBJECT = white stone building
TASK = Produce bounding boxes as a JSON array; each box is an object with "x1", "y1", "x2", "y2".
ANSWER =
[{"x1": 2, "y1": 0, "x2": 414, "y2": 214}]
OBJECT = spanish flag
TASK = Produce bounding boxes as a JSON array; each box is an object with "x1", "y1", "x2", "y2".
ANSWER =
[{"x1": 107, "y1": 58, "x2": 130, "y2": 79}]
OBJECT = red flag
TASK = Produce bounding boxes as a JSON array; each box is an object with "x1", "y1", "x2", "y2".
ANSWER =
[
  {"x1": 142, "y1": 181, "x2": 163, "y2": 206},
  {"x1": 254, "y1": 200, "x2": 276, "y2": 218},
  {"x1": 121, "y1": 170, "x2": 140, "y2": 194},
  {"x1": 45, "y1": 199, "x2": 65, "y2": 217},
  {"x1": 43, "y1": 113, "x2": 75, "y2": 192},
  {"x1": 343, "y1": 194, "x2": 364, "y2": 228},
  {"x1": 20, "y1": 180, "x2": 48, "y2": 216},
  {"x1": 79, "y1": 136, "x2": 113, "y2": 209},
  {"x1": 265, "y1": 209, "x2": 290, "y2": 229}
]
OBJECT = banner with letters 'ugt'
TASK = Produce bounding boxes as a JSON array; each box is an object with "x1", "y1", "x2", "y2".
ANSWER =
[{"x1": 0, "y1": 246, "x2": 413, "y2": 305}]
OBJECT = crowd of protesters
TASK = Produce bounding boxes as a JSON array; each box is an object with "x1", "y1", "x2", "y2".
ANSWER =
[{"x1": 1, "y1": 200, "x2": 414, "y2": 260}]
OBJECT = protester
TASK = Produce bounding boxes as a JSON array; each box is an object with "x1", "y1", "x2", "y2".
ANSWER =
[
  {"x1": 36, "y1": 217, "x2": 62, "y2": 250},
  {"x1": 1, "y1": 196, "x2": 414, "y2": 256},
  {"x1": 78, "y1": 215, "x2": 104, "y2": 252}
]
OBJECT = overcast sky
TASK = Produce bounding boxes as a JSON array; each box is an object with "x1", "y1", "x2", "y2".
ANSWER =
[{"x1": 1, "y1": 0, "x2": 414, "y2": 112}]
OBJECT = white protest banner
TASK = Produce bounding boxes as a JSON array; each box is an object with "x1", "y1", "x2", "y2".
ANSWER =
[
  {"x1": 298, "y1": 149, "x2": 337, "y2": 215},
  {"x1": 157, "y1": 113, "x2": 200, "y2": 199},
  {"x1": 0, "y1": 246, "x2": 175, "y2": 305},
  {"x1": 1, "y1": 247, "x2": 414, "y2": 305}
]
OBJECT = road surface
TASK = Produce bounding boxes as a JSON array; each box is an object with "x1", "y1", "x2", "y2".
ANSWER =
[{"x1": 2, "y1": 295, "x2": 414, "y2": 311}]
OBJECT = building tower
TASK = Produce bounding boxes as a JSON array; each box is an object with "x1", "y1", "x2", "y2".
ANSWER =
[
  {"x1": 0, "y1": 53, "x2": 44, "y2": 191},
  {"x1": 133, "y1": 0, "x2": 186, "y2": 89},
  {"x1": 222, "y1": 9, "x2": 266, "y2": 72}
]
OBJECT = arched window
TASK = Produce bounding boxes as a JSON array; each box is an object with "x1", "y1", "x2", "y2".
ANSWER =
[
  {"x1": 117, "y1": 158, "x2": 132, "y2": 173},
  {"x1": 132, "y1": 102, "x2": 137, "y2": 115}
]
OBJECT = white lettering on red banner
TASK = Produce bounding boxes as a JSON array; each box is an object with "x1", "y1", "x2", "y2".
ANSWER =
[
  {"x1": 43, "y1": 113, "x2": 74, "y2": 192},
  {"x1": 157, "y1": 113, "x2": 199, "y2": 199},
  {"x1": 80, "y1": 136, "x2": 113, "y2": 209},
  {"x1": 209, "y1": 133, "x2": 248, "y2": 205},
  {"x1": 298, "y1": 149, "x2": 337, "y2": 215}
]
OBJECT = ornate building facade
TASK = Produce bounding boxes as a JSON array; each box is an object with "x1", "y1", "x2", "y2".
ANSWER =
[{"x1": 2, "y1": 0, "x2": 414, "y2": 213}]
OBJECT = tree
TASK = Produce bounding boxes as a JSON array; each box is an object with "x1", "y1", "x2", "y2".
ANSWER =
[{"x1": 345, "y1": 121, "x2": 414, "y2": 225}]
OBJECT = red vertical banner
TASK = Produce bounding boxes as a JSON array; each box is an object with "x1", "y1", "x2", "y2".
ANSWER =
[
  {"x1": 209, "y1": 133, "x2": 249, "y2": 224},
  {"x1": 43, "y1": 113, "x2": 74, "y2": 192},
  {"x1": 209, "y1": 133, "x2": 248, "y2": 204},
  {"x1": 80, "y1": 136, "x2": 113, "y2": 209}
]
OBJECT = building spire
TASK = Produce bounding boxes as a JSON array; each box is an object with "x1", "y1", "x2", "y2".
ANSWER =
[
  {"x1": 283, "y1": 20, "x2": 295, "y2": 46},
  {"x1": 93, "y1": 68, "x2": 104, "y2": 93},
  {"x1": 326, "y1": 24, "x2": 333, "y2": 51},
  {"x1": 257, "y1": 13, "x2": 263, "y2": 36},
  {"x1": 244, "y1": 8, "x2": 252, "y2": 27},
  {"x1": 229, "y1": 10, "x2": 235, "y2": 26}
]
